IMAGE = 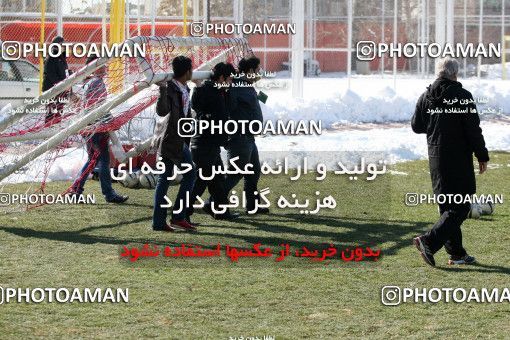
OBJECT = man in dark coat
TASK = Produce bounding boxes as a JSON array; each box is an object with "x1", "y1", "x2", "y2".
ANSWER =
[
  {"x1": 42, "y1": 36, "x2": 69, "y2": 123},
  {"x1": 188, "y1": 62, "x2": 238, "y2": 220},
  {"x1": 223, "y1": 56, "x2": 269, "y2": 214},
  {"x1": 152, "y1": 56, "x2": 197, "y2": 232},
  {"x1": 412, "y1": 57, "x2": 489, "y2": 267}
]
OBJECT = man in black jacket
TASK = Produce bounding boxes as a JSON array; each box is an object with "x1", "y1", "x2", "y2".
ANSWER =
[
  {"x1": 42, "y1": 36, "x2": 69, "y2": 123},
  {"x1": 412, "y1": 57, "x2": 489, "y2": 267},
  {"x1": 152, "y1": 56, "x2": 197, "y2": 232},
  {"x1": 224, "y1": 56, "x2": 268, "y2": 214},
  {"x1": 188, "y1": 62, "x2": 238, "y2": 220}
]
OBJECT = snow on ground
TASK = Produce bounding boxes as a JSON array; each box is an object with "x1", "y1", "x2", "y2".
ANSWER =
[
  {"x1": 258, "y1": 76, "x2": 510, "y2": 126},
  {"x1": 256, "y1": 121, "x2": 509, "y2": 165},
  {"x1": 3, "y1": 120, "x2": 506, "y2": 184},
  {"x1": 126, "y1": 75, "x2": 510, "y2": 141}
]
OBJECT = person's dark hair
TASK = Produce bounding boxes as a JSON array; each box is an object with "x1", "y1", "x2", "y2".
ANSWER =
[
  {"x1": 172, "y1": 56, "x2": 192, "y2": 78},
  {"x1": 48, "y1": 36, "x2": 65, "y2": 59},
  {"x1": 52, "y1": 36, "x2": 64, "y2": 44},
  {"x1": 211, "y1": 62, "x2": 235, "y2": 81},
  {"x1": 238, "y1": 56, "x2": 260, "y2": 74}
]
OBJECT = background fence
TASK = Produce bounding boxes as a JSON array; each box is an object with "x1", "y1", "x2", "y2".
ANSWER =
[{"x1": 1, "y1": 0, "x2": 509, "y2": 91}]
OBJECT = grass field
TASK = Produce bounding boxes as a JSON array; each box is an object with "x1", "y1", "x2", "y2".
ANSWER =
[{"x1": 0, "y1": 152, "x2": 509, "y2": 339}]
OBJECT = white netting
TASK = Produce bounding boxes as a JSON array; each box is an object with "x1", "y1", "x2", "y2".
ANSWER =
[{"x1": 0, "y1": 36, "x2": 252, "y2": 211}]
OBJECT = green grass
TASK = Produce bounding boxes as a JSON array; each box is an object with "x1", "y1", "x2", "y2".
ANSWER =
[{"x1": 0, "y1": 152, "x2": 509, "y2": 339}]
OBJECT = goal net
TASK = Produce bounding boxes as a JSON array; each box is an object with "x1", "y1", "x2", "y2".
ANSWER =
[{"x1": 0, "y1": 36, "x2": 252, "y2": 211}]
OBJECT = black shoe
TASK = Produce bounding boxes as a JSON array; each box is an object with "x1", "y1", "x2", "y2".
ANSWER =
[
  {"x1": 152, "y1": 224, "x2": 176, "y2": 232},
  {"x1": 106, "y1": 195, "x2": 129, "y2": 204},
  {"x1": 413, "y1": 236, "x2": 435, "y2": 267},
  {"x1": 215, "y1": 211, "x2": 240, "y2": 220},
  {"x1": 246, "y1": 207, "x2": 270, "y2": 215},
  {"x1": 448, "y1": 254, "x2": 476, "y2": 265}
]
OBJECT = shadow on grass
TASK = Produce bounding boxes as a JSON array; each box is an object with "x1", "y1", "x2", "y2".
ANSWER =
[
  {"x1": 0, "y1": 211, "x2": 429, "y2": 263},
  {"x1": 2, "y1": 213, "x2": 508, "y2": 272},
  {"x1": 0, "y1": 216, "x2": 152, "y2": 245},
  {"x1": 436, "y1": 262, "x2": 510, "y2": 275},
  {"x1": 6, "y1": 203, "x2": 505, "y2": 271},
  {"x1": 214, "y1": 212, "x2": 429, "y2": 256}
]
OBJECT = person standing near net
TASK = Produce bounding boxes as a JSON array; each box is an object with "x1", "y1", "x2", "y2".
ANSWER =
[
  {"x1": 412, "y1": 57, "x2": 489, "y2": 267},
  {"x1": 70, "y1": 55, "x2": 129, "y2": 204},
  {"x1": 223, "y1": 56, "x2": 269, "y2": 215},
  {"x1": 188, "y1": 62, "x2": 239, "y2": 220},
  {"x1": 152, "y1": 56, "x2": 197, "y2": 232},
  {"x1": 42, "y1": 36, "x2": 70, "y2": 124}
]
